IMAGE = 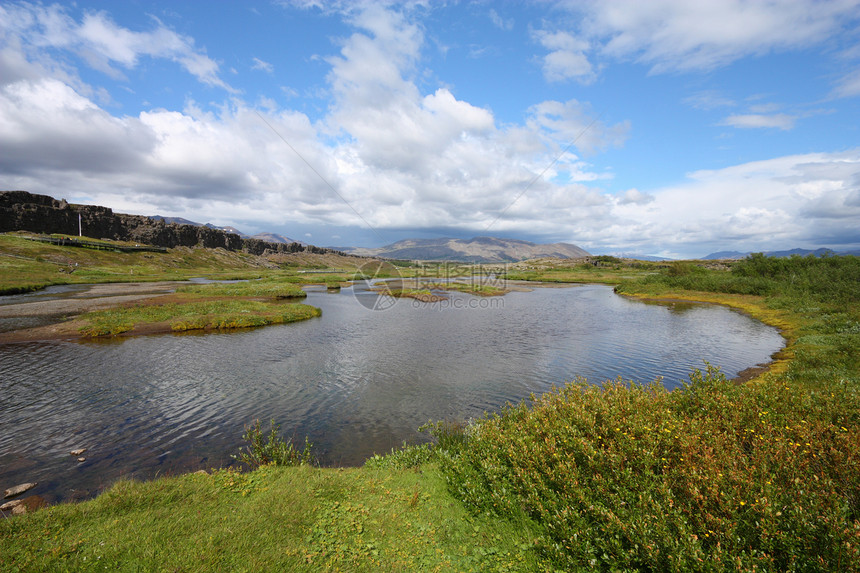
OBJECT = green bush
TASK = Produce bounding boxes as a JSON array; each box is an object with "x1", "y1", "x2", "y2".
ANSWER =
[
  {"x1": 232, "y1": 419, "x2": 313, "y2": 469},
  {"x1": 364, "y1": 442, "x2": 435, "y2": 470},
  {"x1": 732, "y1": 253, "x2": 860, "y2": 303},
  {"x1": 438, "y1": 367, "x2": 860, "y2": 571}
]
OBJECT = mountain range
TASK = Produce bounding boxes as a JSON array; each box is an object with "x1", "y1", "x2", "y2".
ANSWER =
[
  {"x1": 147, "y1": 216, "x2": 857, "y2": 262},
  {"x1": 150, "y1": 216, "x2": 298, "y2": 244},
  {"x1": 338, "y1": 236, "x2": 590, "y2": 263},
  {"x1": 702, "y1": 248, "x2": 860, "y2": 259}
]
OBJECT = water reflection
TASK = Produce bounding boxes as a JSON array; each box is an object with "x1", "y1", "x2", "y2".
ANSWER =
[{"x1": 0, "y1": 284, "x2": 783, "y2": 504}]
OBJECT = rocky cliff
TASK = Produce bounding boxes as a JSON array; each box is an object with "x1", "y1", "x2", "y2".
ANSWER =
[{"x1": 0, "y1": 191, "x2": 341, "y2": 256}]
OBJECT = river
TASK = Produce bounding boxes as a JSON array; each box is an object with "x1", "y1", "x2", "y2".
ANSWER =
[{"x1": 0, "y1": 282, "x2": 783, "y2": 504}]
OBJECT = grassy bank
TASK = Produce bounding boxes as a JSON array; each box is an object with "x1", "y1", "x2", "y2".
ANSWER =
[
  {"x1": 75, "y1": 280, "x2": 319, "y2": 337},
  {"x1": 0, "y1": 464, "x2": 545, "y2": 572},
  {"x1": 78, "y1": 298, "x2": 322, "y2": 337},
  {"x1": 2, "y1": 253, "x2": 858, "y2": 571}
]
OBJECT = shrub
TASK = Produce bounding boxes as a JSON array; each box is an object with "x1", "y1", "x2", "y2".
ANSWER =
[
  {"x1": 232, "y1": 419, "x2": 313, "y2": 469},
  {"x1": 438, "y1": 367, "x2": 860, "y2": 571},
  {"x1": 364, "y1": 442, "x2": 435, "y2": 470}
]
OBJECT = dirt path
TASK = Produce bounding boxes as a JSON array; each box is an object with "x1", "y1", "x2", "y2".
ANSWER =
[{"x1": 0, "y1": 282, "x2": 184, "y2": 343}]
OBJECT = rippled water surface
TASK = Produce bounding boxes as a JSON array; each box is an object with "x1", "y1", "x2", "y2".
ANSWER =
[{"x1": 0, "y1": 283, "x2": 783, "y2": 503}]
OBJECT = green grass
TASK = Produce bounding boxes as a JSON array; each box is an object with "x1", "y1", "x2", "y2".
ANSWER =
[
  {"x1": 176, "y1": 279, "x2": 307, "y2": 299},
  {"x1": 78, "y1": 299, "x2": 321, "y2": 336},
  {"x1": 383, "y1": 288, "x2": 444, "y2": 301},
  {"x1": 0, "y1": 233, "x2": 271, "y2": 294},
  {"x1": 0, "y1": 465, "x2": 548, "y2": 572},
  {"x1": 0, "y1": 233, "x2": 368, "y2": 295},
  {"x1": 441, "y1": 282, "x2": 507, "y2": 296}
]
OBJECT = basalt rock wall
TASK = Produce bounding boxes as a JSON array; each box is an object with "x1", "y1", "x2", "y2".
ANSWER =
[{"x1": 0, "y1": 190, "x2": 336, "y2": 255}]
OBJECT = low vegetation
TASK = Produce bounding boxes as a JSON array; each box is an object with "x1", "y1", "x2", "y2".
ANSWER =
[
  {"x1": 440, "y1": 282, "x2": 508, "y2": 296},
  {"x1": 175, "y1": 279, "x2": 307, "y2": 299},
  {"x1": 379, "y1": 287, "x2": 446, "y2": 303},
  {"x1": 0, "y1": 463, "x2": 550, "y2": 571},
  {"x1": 0, "y1": 233, "x2": 271, "y2": 294},
  {"x1": 435, "y1": 367, "x2": 858, "y2": 570},
  {"x1": 78, "y1": 298, "x2": 321, "y2": 337},
  {"x1": 0, "y1": 232, "x2": 372, "y2": 295},
  {"x1": 232, "y1": 419, "x2": 315, "y2": 469},
  {"x1": 1, "y1": 246, "x2": 858, "y2": 571}
]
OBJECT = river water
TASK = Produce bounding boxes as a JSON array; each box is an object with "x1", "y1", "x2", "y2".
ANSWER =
[{"x1": 0, "y1": 282, "x2": 783, "y2": 504}]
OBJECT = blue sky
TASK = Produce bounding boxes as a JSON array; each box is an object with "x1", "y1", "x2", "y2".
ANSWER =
[{"x1": 2, "y1": 1, "x2": 860, "y2": 258}]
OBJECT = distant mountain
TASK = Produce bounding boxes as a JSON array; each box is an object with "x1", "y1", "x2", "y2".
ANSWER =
[
  {"x1": 151, "y1": 215, "x2": 308, "y2": 246},
  {"x1": 151, "y1": 216, "x2": 250, "y2": 238},
  {"x1": 251, "y1": 232, "x2": 300, "y2": 244},
  {"x1": 607, "y1": 253, "x2": 673, "y2": 262},
  {"x1": 204, "y1": 223, "x2": 248, "y2": 237},
  {"x1": 151, "y1": 215, "x2": 201, "y2": 227},
  {"x1": 341, "y1": 236, "x2": 590, "y2": 263},
  {"x1": 701, "y1": 251, "x2": 747, "y2": 260},
  {"x1": 702, "y1": 248, "x2": 860, "y2": 259}
]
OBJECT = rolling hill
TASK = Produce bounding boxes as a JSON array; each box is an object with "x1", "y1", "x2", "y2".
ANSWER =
[{"x1": 340, "y1": 236, "x2": 590, "y2": 263}]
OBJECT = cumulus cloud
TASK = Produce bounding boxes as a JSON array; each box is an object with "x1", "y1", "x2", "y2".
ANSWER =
[
  {"x1": 617, "y1": 188, "x2": 655, "y2": 205},
  {"x1": 0, "y1": 3, "x2": 619, "y2": 239},
  {"x1": 0, "y1": 77, "x2": 155, "y2": 174},
  {"x1": 597, "y1": 151, "x2": 860, "y2": 256},
  {"x1": 532, "y1": 29, "x2": 594, "y2": 83}
]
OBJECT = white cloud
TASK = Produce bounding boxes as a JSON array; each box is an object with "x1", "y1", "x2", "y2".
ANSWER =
[
  {"x1": 534, "y1": 0, "x2": 860, "y2": 89},
  {"x1": 599, "y1": 151, "x2": 860, "y2": 256},
  {"x1": 252, "y1": 57, "x2": 273, "y2": 73},
  {"x1": 683, "y1": 90, "x2": 736, "y2": 110},
  {"x1": 0, "y1": 3, "x2": 231, "y2": 90},
  {"x1": 721, "y1": 113, "x2": 796, "y2": 130},
  {"x1": 526, "y1": 99, "x2": 630, "y2": 155},
  {"x1": 617, "y1": 188, "x2": 655, "y2": 205},
  {"x1": 578, "y1": 0, "x2": 860, "y2": 73},
  {"x1": 0, "y1": 77, "x2": 154, "y2": 174},
  {"x1": 532, "y1": 29, "x2": 594, "y2": 83},
  {"x1": 489, "y1": 9, "x2": 514, "y2": 31},
  {"x1": 833, "y1": 67, "x2": 860, "y2": 98}
]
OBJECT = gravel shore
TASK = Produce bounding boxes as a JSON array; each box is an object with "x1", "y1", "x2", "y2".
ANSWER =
[{"x1": 0, "y1": 282, "x2": 182, "y2": 343}]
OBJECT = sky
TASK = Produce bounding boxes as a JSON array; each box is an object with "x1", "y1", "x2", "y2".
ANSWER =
[{"x1": 2, "y1": 1, "x2": 860, "y2": 258}]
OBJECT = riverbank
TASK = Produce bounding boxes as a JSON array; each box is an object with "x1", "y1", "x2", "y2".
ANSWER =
[
  {"x1": 0, "y1": 281, "x2": 322, "y2": 342},
  {"x1": 0, "y1": 282, "x2": 185, "y2": 342}
]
